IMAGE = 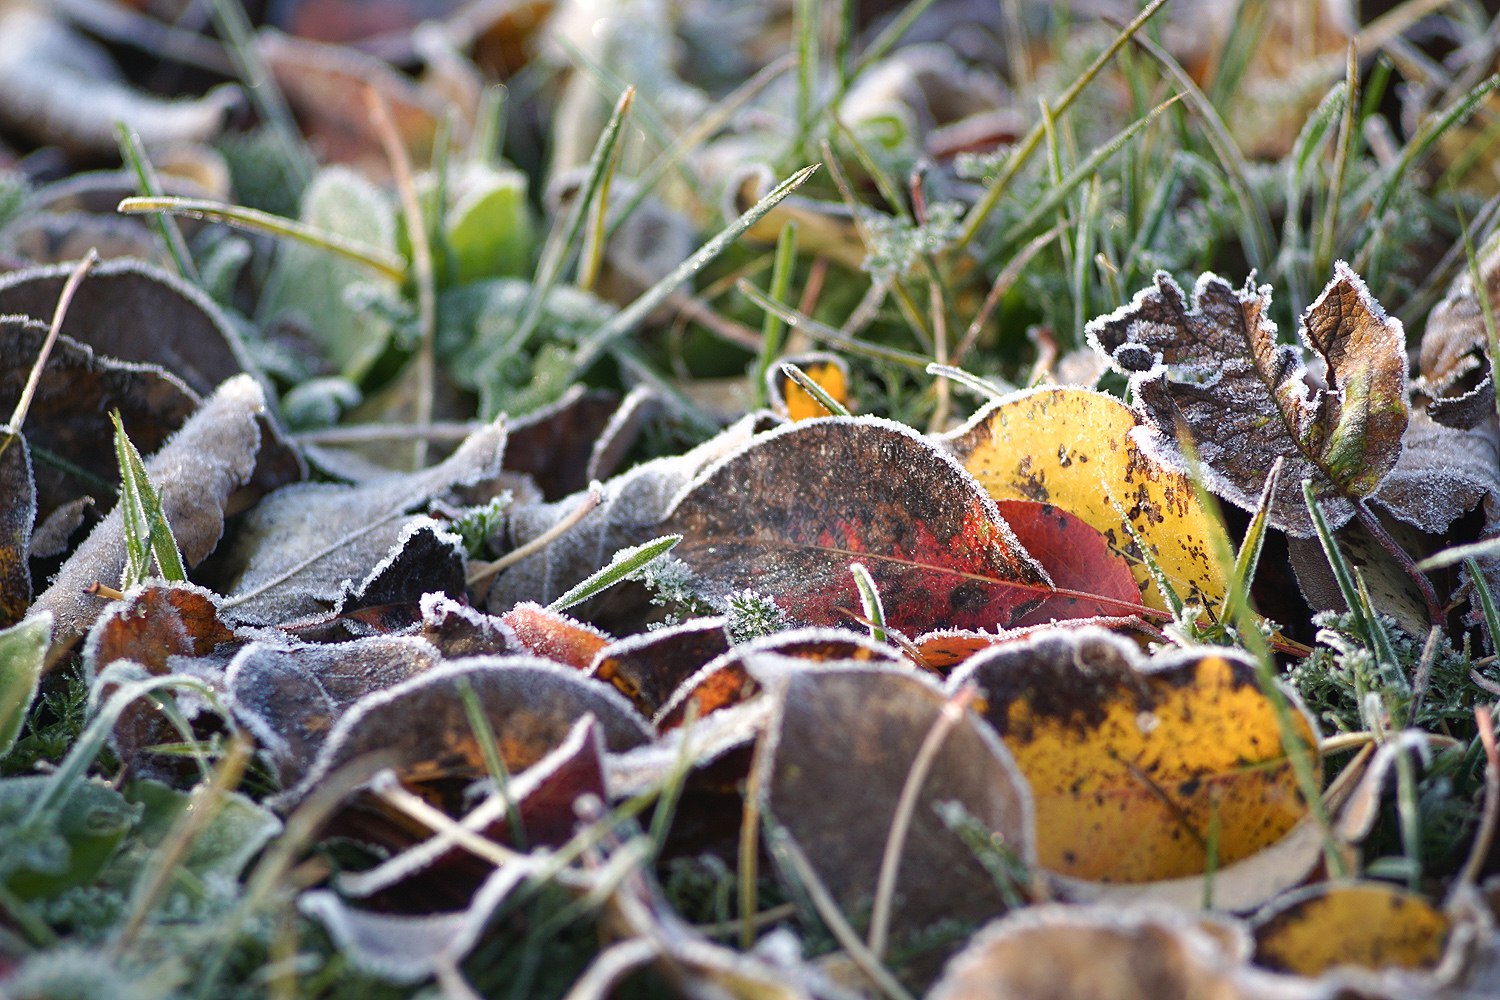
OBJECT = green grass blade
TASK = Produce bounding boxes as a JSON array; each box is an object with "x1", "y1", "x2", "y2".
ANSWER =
[
  {"x1": 550, "y1": 535, "x2": 682, "y2": 612},
  {"x1": 779, "y1": 362, "x2": 850, "y2": 417},
  {"x1": 753, "y1": 223, "x2": 800, "y2": 409},
  {"x1": 117, "y1": 196, "x2": 407, "y2": 282},
  {"x1": 569, "y1": 165, "x2": 820, "y2": 374},
  {"x1": 116, "y1": 125, "x2": 198, "y2": 282},
  {"x1": 111, "y1": 411, "x2": 187, "y2": 588}
]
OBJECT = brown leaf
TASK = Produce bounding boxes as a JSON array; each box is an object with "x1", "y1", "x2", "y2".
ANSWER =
[
  {"x1": 500, "y1": 602, "x2": 611, "y2": 669},
  {"x1": 0, "y1": 434, "x2": 35, "y2": 628},
  {"x1": 0, "y1": 258, "x2": 254, "y2": 398},
  {"x1": 271, "y1": 656, "x2": 651, "y2": 809},
  {"x1": 587, "y1": 616, "x2": 729, "y2": 717},
  {"x1": 754, "y1": 659, "x2": 1034, "y2": 948},
  {"x1": 414, "y1": 593, "x2": 518, "y2": 658},
  {"x1": 0, "y1": 317, "x2": 199, "y2": 527},
  {"x1": 222, "y1": 416, "x2": 506, "y2": 626},
  {"x1": 33, "y1": 374, "x2": 267, "y2": 645},
  {"x1": 929, "y1": 904, "x2": 1254, "y2": 1000},
  {"x1": 1086, "y1": 263, "x2": 1408, "y2": 536},
  {"x1": 653, "y1": 626, "x2": 902, "y2": 730},
  {"x1": 660, "y1": 417, "x2": 1054, "y2": 635}
]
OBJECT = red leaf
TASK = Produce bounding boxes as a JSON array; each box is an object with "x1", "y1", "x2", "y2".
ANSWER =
[{"x1": 994, "y1": 499, "x2": 1145, "y2": 626}]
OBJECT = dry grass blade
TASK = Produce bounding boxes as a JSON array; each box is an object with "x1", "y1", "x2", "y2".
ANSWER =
[{"x1": 6, "y1": 249, "x2": 98, "y2": 435}]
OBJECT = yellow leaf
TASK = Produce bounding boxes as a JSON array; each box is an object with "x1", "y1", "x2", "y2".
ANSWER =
[
  {"x1": 941, "y1": 386, "x2": 1227, "y2": 611},
  {"x1": 773, "y1": 354, "x2": 850, "y2": 421},
  {"x1": 1253, "y1": 882, "x2": 1449, "y2": 976},
  {"x1": 956, "y1": 628, "x2": 1319, "y2": 883}
]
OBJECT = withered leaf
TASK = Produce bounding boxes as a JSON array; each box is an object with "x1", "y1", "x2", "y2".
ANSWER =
[
  {"x1": 0, "y1": 434, "x2": 35, "y2": 628},
  {"x1": 941, "y1": 386, "x2": 1226, "y2": 611},
  {"x1": 501, "y1": 385, "x2": 631, "y2": 502},
  {"x1": 330, "y1": 519, "x2": 467, "y2": 635},
  {"x1": 1086, "y1": 263, "x2": 1408, "y2": 536},
  {"x1": 0, "y1": 317, "x2": 199, "y2": 526},
  {"x1": 660, "y1": 417, "x2": 1053, "y2": 635},
  {"x1": 414, "y1": 593, "x2": 517, "y2": 658},
  {"x1": 1418, "y1": 237, "x2": 1499, "y2": 429},
  {"x1": 223, "y1": 416, "x2": 506, "y2": 626},
  {"x1": 0, "y1": 4, "x2": 238, "y2": 155},
  {"x1": 653, "y1": 626, "x2": 902, "y2": 730},
  {"x1": 499, "y1": 602, "x2": 612, "y2": 670},
  {"x1": 754, "y1": 659, "x2": 1034, "y2": 944},
  {"x1": 226, "y1": 635, "x2": 443, "y2": 791},
  {"x1": 587, "y1": 616, "x2": 730, "y2": 717},
  {"x1": 34, "y1": 375, "x2": 267, "y2": 645},
  {"x1": 952, "y1": 628, "x2": 1320, "y2": 893},
  {"x1": 993, "y1": 499, "x2": 1144, "y2": 625},
  {"x1": 274, "y1": 656, "x2": 651, "y2": 809},
  {"x1": 0, "y1": 258, "x2": 253, "y2": 398},
  {"x1": 930, "y1": 904, "x2": 1253, "y2": 1000},
  {"x1": 1252, "y1": 882, "x2": 1449, "y2": 977}
]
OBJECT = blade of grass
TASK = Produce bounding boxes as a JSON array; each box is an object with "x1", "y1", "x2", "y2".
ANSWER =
[
  {"x1": 1219, "y1": 457, "x2": 1283, "y2": 627},
  {"x1": 117, "y1": 196, "x2": 406, "y2": 282},
  {"x1": 738, "y1": 280, "x2": 933, "y2": 369},
  {"x1": 752, "y1": 223, "x2": 800, "y2": 409},
  {"x1": 549, "y1": 534, "x2": 681, "y2": 612},
  {"x1": 955, "y1": 0, "x2": 1170, "y2": 249},
  {"x1": 456, "y1": 676, "x2": 525, "y2": 850},
  {"x1": 569, "y1": 165, "x2": 820, "y2": 374},
  {"x1": 1316, "y1": 46, "x2": 1360, "y2": 279},
  {"x1": 849, "y1": 563, "x2": 887, "y2": 644},
  {"x1": 116, "y1": 125, "x2": 198, "y2": 282},
  {"x1": 6, "y1": 250, "x2": 97, "y2": 436},
  {"x1": 779, "y1": 362, "x2": 850, "y2": 417},
  {"x1": 111, "y1": 411, "x2": 187, "y2": 588}
]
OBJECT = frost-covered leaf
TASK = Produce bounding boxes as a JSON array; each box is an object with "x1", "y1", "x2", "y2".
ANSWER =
[
  {"x1": 0, "y1": 776, "x2": 138, "y2": 898},
  {"x1": 941, "y1": 387, "x2": 1226, "y2": 610},
  {"x1": 330, "y1": 519, "x2": 467, "y2": 635},
  {"x1": 0, "y1": 317, "x2": 198, "y2": 527},
  {"x1": 0, "y1": 614, "x2": 49, "y2": 758},
  {"x1": 225, "y1": 635, "x2": 442, "y2": 790},
  {"x1": 271, "y1": 656, "x2": 651, "y2": 808},
  {"x1": 588, "y1": 616, "x2": 730, "y2": 717},
  {"x1": 34, "y1": 375, "x2": 268, "y2": 644},
  {"x1": 951, "y1": 627, "x2": 1324, "y2": 908},
  {"x1": 415, "y1": 593, "x2": 518, "y2": 658},
  {"x1": 754, "y1": 659, "x2": 1034, "y2": 946},
  {"x1": 0, "y1": 4, "x2": 237, "y2": 155},
  {"x1": 500, "y1": 602, "x2": 612, "y2": 669},
  {"x1": 929, "y1": 904, "x2": 1253, "y2": 1000},
  {"x1": 1252, "y1": 882, "x2": 1448, "y2": 976},
  {"x1": 258, "y1": 165, "x2": 400, "y2": 381},
  {"x1": 660, "y1": 417, "x2": 1060, "y2": 636},
  {"x1": 0, "y1": 258, "x2": 254, "y2": 398},
  {"x1": 1419, "y1": 238, "x2": 1499, "y2": 430},
  {"x1": 1086, "y1": 263, "x2": 1408, "y2": 536},
  {"x1": 443, "y1": 162, "x2": 534, "y2": 285},
  {"x1": 0, "y1": 433, "x2": 34, "y2": 628},
  {"x1": 223, "y1": 416, "x2": 505, "y2": 625}
]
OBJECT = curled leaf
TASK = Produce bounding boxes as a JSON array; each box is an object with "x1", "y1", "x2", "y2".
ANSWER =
[{"x1": 1086, "y1": 263, "x2": 1408, "y2": 536}]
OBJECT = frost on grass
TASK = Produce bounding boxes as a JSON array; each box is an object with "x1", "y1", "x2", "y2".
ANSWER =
[
  {"x1": 1086, "y1": 263, "x2": 1408, "y2": 537},
  {"x1": 222, "y1": 416, "x2": 506, "y2": 626},
  {"x1": 34, "y1": 375, "x2": 266, "y2": 644}
]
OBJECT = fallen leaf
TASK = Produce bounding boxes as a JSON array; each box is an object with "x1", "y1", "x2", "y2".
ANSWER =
[
  {"x1": 222, "y1": 415, "x2": 505, "y2": 626},
  {"x1": 587, "y1": 616, "x2": 730, "y2": 716},
  {"x1": 0, "y1": 317, "x2": 199, "y2": 528},
  {"x1": 660, "y1": 416, "x2": 1057, "y2": 635},
  {"x1": 33, "y1": 375, "x2": 269, "y2": 646},
  {"x1": 0, "y1": 3, "x2": 238, "y2": 156},
  {"x1": 769, "y1": 352, "x2": 852, "y2": 421},
  {"x1": 498, "y1": 385, "x2": 634, "y2": 501},
  {"x1": 0, "y1": 434, "x2": 35, "y2": 628},
  {"x1": 0, "y1": 258, "x2": 254, "y2": 398},
  {"x1": 1418, "y1": 238, "x2": 1499, "y2": 430},
  {"x1": 1085, "y1": 263, "x2": 1408, "y2": 536},
  {"x1": 271, "y1": 656, "x2": 652, "y2": 809},
  {"x1": 929, "y1": 904, "x2": 1253, "y2": 1000},
  {"x1": 227, "y1": 636, "x2": 442, "y2": 794},
  {"x1": 1252, "y1": 882, "x2": 1448, "y2": 976},
  {"x1": 911, "y1": 617, "x2": 1154, "y2": 674},
  {"x1": 753, "y1": 658, "x2": 1035, "y2": 947},
  {"x1": 951, "y1": 627, "x2": 1319, "y2": 886},
  {"x1": 330, "y1": 518, "x2": 467, "y2": 634},
  {"x1": 994, "y1": 499, "x2": 1145, "y2": 625},
  {"x1": 414, "y1": 593, "x2": 518, "y2": 658},
  {"x1": 500, "y1": 602, "x2": 612, "y2": 670},
  {"x1": 653, "y1": 626, "x2": 902, "y2": 730},
  {"x1": 940, "y1": 386, "x2": 1226, "y2": 610}
]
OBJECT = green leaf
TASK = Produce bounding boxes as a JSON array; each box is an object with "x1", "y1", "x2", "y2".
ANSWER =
[
  {"x1": 0, "y1": 776, "x2": 138, "y2": 898},
  {"x1": 0, "y1": 614, "x2": 49, "y2": 758},
  {"x1": 445, "y1": 165, "x2": 535, "y2": 285},
  {"x1": 111, "y1": 412, "x2": 187, "y2": 589}
]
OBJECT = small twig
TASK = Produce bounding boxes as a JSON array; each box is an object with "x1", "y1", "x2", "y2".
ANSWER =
[
  {"x1": 1460, "y1": 706, "x2": 1500, "y2": 887},
  {"x1": 85, "y1": 582, "x2": 126, "y2": 602},
  {"x1": 7, "y1": 250, "x2": 98, "y2": 435},
  {"x1": 1408, "y1": 625, "x2": 1445, "y2": 728},
  {"x1": 364, "y1": 86, "x2": 437, "y2": 469},
  {"x1": 1354, "y1": 500, "x2": 1445, "y2": 629},
  {"x1": 868, "y1": 686, "x2": 975, "y2": 961},
  {"x1": 467, "y1": 486, "x2": 603, "y2": 587},
  {"x1": 292, "y1": 421, "x2": 485, "y2": 445}
]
